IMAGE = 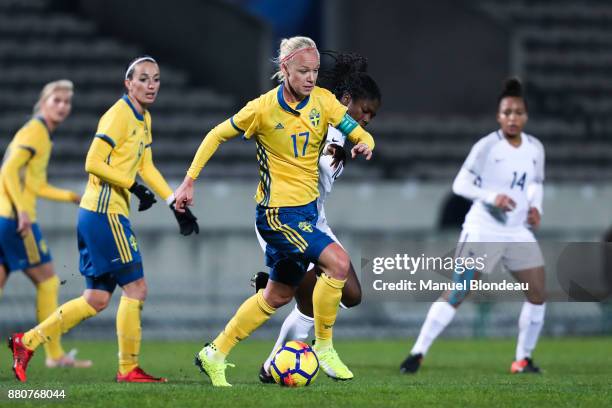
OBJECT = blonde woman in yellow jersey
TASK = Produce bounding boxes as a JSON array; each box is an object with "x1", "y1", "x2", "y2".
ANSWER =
[
  {"x1": 174, "y1": 36, "x2": 375, "y2": 386},
  {"x1": 8, "y1": 56, "x2": 199, "y2": 383},
  {"x1": 0, "y1": 80, "x2": 91, "y2": 369}
]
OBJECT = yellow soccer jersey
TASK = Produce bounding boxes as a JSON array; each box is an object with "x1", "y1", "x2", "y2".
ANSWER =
[
  {"x1": 80, "y1": 95, "x2": 172, "y2": 217},
  {"x1": 0, "y1": 118, "x2": 77, "y2": 221},
  {"x1": 188, "y1": 85, "x2": 375, "y2": 207}
]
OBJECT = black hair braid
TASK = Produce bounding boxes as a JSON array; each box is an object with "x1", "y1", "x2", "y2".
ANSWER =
[{"x1": 319, "y1": 51, "x2": 381, "y2": 103}]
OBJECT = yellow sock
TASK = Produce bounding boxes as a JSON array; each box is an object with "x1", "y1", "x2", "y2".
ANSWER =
[
  {"x1": 36, "y1": 276, "x2": 64, "y2": 360},
  {"x1": 117, "y1": 296, "x2": 143, "y2": 375},
  {"x1": 23, "y1": 296, "x2": 97, "y2": 351},
  {"x1": 213, "y1": 290, "x2": 276, "y2": 355},
  {"x1": 313, "y1": 273, "x2": 346, "y2": 348}
]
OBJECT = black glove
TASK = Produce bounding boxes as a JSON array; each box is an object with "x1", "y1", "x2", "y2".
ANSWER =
[
  {"x1": 129, "y1": 182, "x2": 157, "y2": 211},
  {"x1": 170, "y1": 200, "x2": 199, "y2": 236},
  {"x1": 329, "y1": 143, "x2": 347, "y2": 169}
]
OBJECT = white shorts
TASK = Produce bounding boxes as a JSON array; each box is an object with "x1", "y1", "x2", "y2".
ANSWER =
[
  {"x1": 255, "y1": 214, "x2": 342, "y2": 271},
  {"x1": 454, "y1": 227, "x2": 544, "y2": 274}
]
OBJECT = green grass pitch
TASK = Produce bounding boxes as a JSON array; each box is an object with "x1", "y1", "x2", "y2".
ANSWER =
[{"x1": 0, "y1": 337, "x2": 610, "y2": 407}]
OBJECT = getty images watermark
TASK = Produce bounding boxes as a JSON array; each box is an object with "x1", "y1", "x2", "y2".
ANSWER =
[
  {"x1": 371, "y1": 253, "x2": 529, "y2": 292},
  {"x1": 361, "y1": 241, "x2": 612, "y2": 302}
]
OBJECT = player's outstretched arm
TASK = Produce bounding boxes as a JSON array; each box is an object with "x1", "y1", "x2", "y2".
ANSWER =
[
  {"x1": 174, "y1": 119, "x2": 242, "y2": 212},
  {"x1": 330, "y1": 98, "x2": 375, "y2": 160},
  {"x1": 138, "y1": 146, "x2": 200, "y2": 235},
  {"x1": 38, "y1": 183, "x2": 80, "y2": 204},
  {"x1": 347, "y1": 127, "x2": 374, "y2": 160},
  {"x1": 341, "y1": 119, "x2": 375, "y2": 160},
  {"x1": 138, "y1": 145, "x2": 174, "y2": 204}
]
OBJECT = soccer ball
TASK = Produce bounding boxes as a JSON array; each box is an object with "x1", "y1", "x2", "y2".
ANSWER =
[{"x1": 270, "y1": 340, "x2": 319, "y2": 387}]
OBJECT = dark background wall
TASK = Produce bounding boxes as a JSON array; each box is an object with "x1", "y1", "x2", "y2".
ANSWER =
[
  {"x1": 324, "y1": 0, "x2": 510, "y2": 115},
  {"x1": 53, "y1": 0, "x2": 508, "y2": 114},
  {"x1": 74, "y1": 0, "x2": 272, "y2": 103}
]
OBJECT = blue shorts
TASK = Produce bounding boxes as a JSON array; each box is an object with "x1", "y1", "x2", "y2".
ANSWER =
[
  {"x1": 255, "y1": 200, "x2": 334, "y2": 286},
  {"x1": 0, "y1": 217, "x2": 52, "y2": 272},
  {"x1": 77, "y1": 208, "x2": 143, "y2": 293}
]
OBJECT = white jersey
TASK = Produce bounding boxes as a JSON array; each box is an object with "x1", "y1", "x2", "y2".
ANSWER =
[
  {"x1": 316, "y1": 126, "x2": 346, "y2": 226},
  {"x1": 459, "y1": 130, "x2": 545, "y2": 233}
]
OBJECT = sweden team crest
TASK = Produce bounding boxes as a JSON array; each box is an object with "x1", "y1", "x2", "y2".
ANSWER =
[
  {"x1": 39, "y1": 239, "x2": 48, "y2": 254},
  {"x1": 309, "y1": 108, "x2": 320, "y2": 127},
  {"x1": 298, "y1": 221, "x2": 313, "y2": 233},
  {"x1": 129, "y1": 235, "x2": 138, "y2": 252}
]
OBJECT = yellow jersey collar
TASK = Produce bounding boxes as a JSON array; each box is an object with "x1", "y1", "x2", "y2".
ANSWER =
[
  {"x1": 277, "y1": 84, "x2": 310, "y2": 116},
  {"x1": 122, "y1": 94, "x2": 145, "y2": 121},
  {"x1": 34, "y1": 115, "x2": 52, "y2": 140}
]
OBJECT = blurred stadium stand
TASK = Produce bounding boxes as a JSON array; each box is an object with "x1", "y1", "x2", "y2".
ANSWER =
[
  {"x1": 0, "y1": 0, "x2": 266, "y2": 181},
  {"x1": 481, "y1": 0, "x2": 612, "y2": 179},
  {"x1": 0, "y1": 0, "x2": 611, "y2": 182}
]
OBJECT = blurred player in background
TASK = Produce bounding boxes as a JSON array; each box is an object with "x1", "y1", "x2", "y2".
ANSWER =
[
  {"x1": 252, "y1": 51, "x2": 382, "y2": 383},
  {"x1": 401, "y1": 78, "x2": 547, "y2": 374},
  {"x1": 174, "y1": 36, "x2": 375, "y2": 386},
  {"x1": 0, "y1": 79, "x2": 91, "y2": 369},
  {"x1": 8, "y1": 56, "x2": 199, "y2": 383}
]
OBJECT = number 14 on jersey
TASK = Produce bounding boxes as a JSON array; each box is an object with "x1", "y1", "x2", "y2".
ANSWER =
[{"x1": 511, "y1": 171, "x2": 527, "y2": 190}]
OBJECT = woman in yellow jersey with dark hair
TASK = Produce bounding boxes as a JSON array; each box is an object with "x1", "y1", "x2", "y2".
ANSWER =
[
  {"x1": 174, "y1": 36, "x2": 375, "y2": 386},
  {"x1": 8, "y1": 56, "x2": 199, "y2": 383},
  {"x1": 0, "y1": 79, "x2": 91, "y2": 368}
]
